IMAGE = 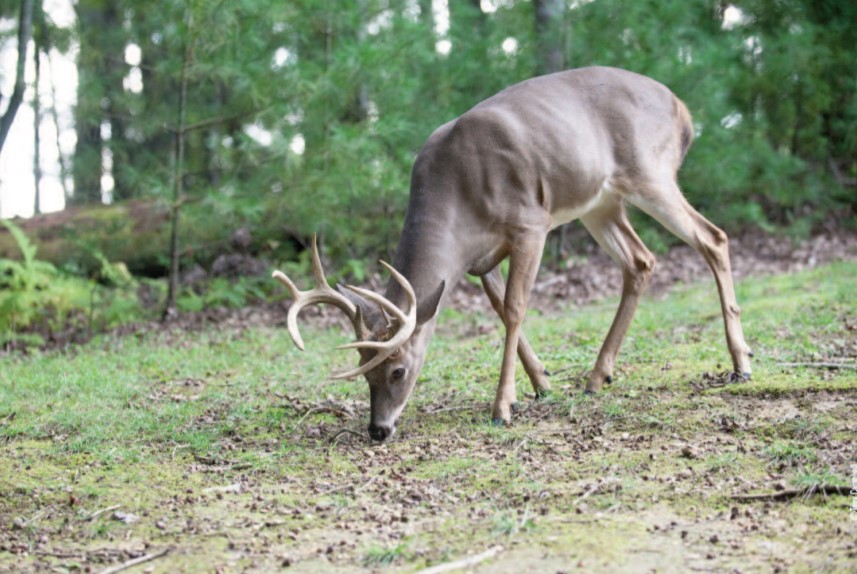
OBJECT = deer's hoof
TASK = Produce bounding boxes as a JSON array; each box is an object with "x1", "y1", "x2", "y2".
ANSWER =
[
  {"x1": 491, "y1": 417, "x2": 509, "y2": 427},
  {"x1": 583, "y1": 388, "x2": 598, "y2": 396},
  {"x1": 741, "y1": 372, "x2": 752, "y2": 381},
  {"x1": 534, "y1": 388, "x2": 552, "y2": 401}
]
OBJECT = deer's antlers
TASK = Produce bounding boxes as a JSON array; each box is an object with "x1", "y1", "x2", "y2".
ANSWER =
[{"x1": 272, "y1": 235, "x2": 416, "y2": 379}]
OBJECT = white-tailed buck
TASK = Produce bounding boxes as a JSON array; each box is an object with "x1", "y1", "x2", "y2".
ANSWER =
[{"x1": 274, "y1": 67, "x2": 752, "y2": 442}]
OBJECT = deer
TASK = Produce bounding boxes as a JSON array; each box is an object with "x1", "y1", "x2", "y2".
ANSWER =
[{"x1": 273, "y1": 66, "x2": 753, "y2": 442}]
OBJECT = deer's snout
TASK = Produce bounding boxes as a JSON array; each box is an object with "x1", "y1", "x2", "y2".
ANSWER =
[{"x1": 367, "y1": 423, "x2": 392, "y2": 442}]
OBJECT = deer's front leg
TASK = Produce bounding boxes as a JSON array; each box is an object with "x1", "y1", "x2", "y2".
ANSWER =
[
  {"x1": 481, "y1": 267, "x2": 551, "y2": 397},
  {"x1": 493, "y1": 233, "x2": 546, "y2": 424}
]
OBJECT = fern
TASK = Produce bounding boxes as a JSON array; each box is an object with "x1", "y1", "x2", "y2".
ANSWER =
[{"x1": 1, "y1": 219, "x2": 38, "y2": 269}]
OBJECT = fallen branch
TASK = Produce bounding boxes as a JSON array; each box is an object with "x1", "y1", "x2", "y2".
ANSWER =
[
  {"x1": 777, "y1": 362, "x2": 857, "y2": 371},
  {"x1": 415, "y1": 546, "x2": 504, "y2": 574},
  {"x1": 98, "y1": 548, "x2": 171, "y2": 574},
  {"x1": 731, "y1": 484, "x2": 852, "y2": 502}
]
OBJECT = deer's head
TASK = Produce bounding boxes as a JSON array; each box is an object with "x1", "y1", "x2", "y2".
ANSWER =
[{"x1": 273, "y1": 237, "x2": 443, "y2": 442}]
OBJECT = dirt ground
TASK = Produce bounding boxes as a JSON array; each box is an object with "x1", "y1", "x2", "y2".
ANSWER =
[
  {"x1": 1, "y1": 229, "x2": 856, "y2": 573},
  {"x1": 3, "y1": 388, "x2": 855, "y2": 573}
]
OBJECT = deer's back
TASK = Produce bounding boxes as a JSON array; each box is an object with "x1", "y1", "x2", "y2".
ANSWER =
[{"x1": 410, "y1": 67, "x2": 689, "y2": 231}]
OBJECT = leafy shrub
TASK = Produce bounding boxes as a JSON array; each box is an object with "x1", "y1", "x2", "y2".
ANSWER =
[{"x1": 0, "y1": 220, "x2": 144, "y2": 347}]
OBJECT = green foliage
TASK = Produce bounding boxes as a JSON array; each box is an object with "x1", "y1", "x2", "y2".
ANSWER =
[
  {"x1": 362, "y1": 542, "x2": 409, "y2": 567},
  {"x1": 789, "y1": 468, "x2": 845, "y2": 489},
  {"x1": 570, "y1": 0, "x2": 856, "y2": 231},
  {"x1": 491, "y1": 507, "x2": 535, "y2": 538},
  {"x1": 0, "y1": 220, "x2": 143, "y2": 345},
  {"x1": 177, "y1": 276, "x2": 269, "y2": 312},
  {"x1": 764, "y1": 440, "x2": 817, "y2": 466},
  {"x1": 53, "y1": 0, "x2": 857, "y2": 275}
]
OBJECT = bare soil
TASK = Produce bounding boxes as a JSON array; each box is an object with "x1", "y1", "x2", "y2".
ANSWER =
[{"x1": 2, "y1": 388, "x2": 854, "y2": 573}]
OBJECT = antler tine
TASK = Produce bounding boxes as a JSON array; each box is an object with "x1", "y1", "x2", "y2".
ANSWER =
[
  {"x1": 332, "y1": 260, "x2": 418, "y2": 377},
  {"x1": 274, "y1": 248, "x2": 419, "y2": 380},
  {"x1": 380, "y1": 260, "x2": 417, "y2": 316},
  {"x1": 331, "y1": 347, "x2": 391, "y2": 380},
  {"x1": 272, "y1": 234, "x2": 358, "y2": 352},
  {"x1": 309, "y1": 234, "x2": 328, "y2": 287},
  {"x1": 342, "y1": 285, "x2": 407, "y2": 323}
]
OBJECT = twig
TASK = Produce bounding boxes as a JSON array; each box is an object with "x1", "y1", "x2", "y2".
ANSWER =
[
  {"x1": 573, "y1": 482, "x2": 603, "y2": 507},
  {"x1": 329, "y1": 428, "x2": 364, "y2": 444},
  {"x1": 419, "y1": 404, "x2": 480, "y2": 414},
  {"x1": 294, "y1": 402, "x2": 360, "y2": 424},
  {"x1": 829, "y1": 159, "x2": 857, "y2": 186},
  {"x1": 177, "y1": 104, "x2": 272, "y2": 133},
  {"x1": 98, "y1": 548, "x2": 171, "y2": 574},
  {"x1": 731, "y1": 484, "x2": 851, "y2": 502},
  {"x1": 415, "y1": 545, "x2": 504, "y2": 574},
  {"x1": 83, "y1": 505, "x2": 121, "y2": 522},
  {"x1": 354, "y1": 474, "x2": 380, "y2": 494},
  {"x1": 777, "y1": 362, "x2": 857, "y2": 371},
  {"x1": 171, "y1": 444, "x2": 190, "y2": 459},
  {"x1": 296, "y1": 406, "x2": 325, "y2": 426},
  {"x1": 203, "y1": 483, "x2": 242, "y2": 494},
  {"x1": 319, "y1": 473, "x2": 379, "y2": 496},
  {"x1": 35, "y1": 549, "x2": 84, "y2": 559}
]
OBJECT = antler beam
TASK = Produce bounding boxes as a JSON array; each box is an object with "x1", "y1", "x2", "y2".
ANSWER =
[
  {"x1": 272, "y1": 236, "x2": 417, "y2": 380},
  {"x1": 272, "y1": 235, "x2": 357, "y2": 351}
]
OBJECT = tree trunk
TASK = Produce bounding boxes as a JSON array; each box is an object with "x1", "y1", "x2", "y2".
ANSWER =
[
  {"x1": 47, "y1": 52, "x2": 71, "y2": 200},
  {"x1": 418, "y1": 0, "x2": 433, "y2": 31},
  {"x1": 71, "y1": 0, "x2": 129, "y2": 205},
  {"x1": 33, "y1": 31, "x2": 42, "y2": 215},
  {"x1": 103, "y1": 0, "x2": 130, "y2": 202},
  {"x1": 0, "y1": 0, "x2": 35, "y2": 157},
  {"x1": 72, "y1": 1, "x2": 105, "y2": 205},
  {"x1": 535, "y1": 0, "x2": 568, "y2": 263},
  {"x1": 533, "y1": 0, "x2": 566, "y2": 75},
  {"x1": 163, "y1": 12, "x2": 196, "y2": 321}
]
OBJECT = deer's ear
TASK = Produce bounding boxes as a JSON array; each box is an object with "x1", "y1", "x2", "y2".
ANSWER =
[{"x1": 417, "y1": 281, "x2": 445, "y2": 325}]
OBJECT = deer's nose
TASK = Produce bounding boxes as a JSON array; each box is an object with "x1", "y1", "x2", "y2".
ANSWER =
[{"x1": 368, "y1": 423, "x2": 391, "y2": 442}]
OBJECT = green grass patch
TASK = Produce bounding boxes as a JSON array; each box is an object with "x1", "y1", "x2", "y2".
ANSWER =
[{"x1": 1, "y1": 260, "x2": 855, "y2": 573}]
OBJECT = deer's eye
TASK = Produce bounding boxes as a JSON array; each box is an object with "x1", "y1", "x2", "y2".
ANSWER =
[{"x1": 391, "y1": 367, "x2": 406, "y2": 380}]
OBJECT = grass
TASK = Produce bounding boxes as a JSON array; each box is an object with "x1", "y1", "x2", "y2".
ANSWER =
[
  {"x1": 362, "y1": 542, "x2": 410, "y2": 567},
  {"x1": 0, "y1": 260, "x2": 855, "y2": 572}
]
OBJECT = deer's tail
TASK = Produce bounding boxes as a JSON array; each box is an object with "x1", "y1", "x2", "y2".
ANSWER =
[{"x1": 675, "y1": 96, "x2": 694, "y2": 167}]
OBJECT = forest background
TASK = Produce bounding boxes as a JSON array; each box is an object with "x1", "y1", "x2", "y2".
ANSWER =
[{"x1": 0, "y1": 0, "x2": 854, "y2": 337}]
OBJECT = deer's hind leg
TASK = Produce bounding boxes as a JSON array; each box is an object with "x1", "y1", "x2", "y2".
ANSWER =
[
  {"x1": 628, "y1": 182, "x2": 752, "y2": 379},
  {"x1": 580, "y1": 198, "x2": 656, "y2": 393},
  {"x1": 481, "y1": 266, "x2": 551, "y2": 397}
]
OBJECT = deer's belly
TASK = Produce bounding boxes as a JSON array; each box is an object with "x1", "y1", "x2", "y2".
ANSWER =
[{"x1": 549, "y1": 180, "x2": 616, "y2": 229}]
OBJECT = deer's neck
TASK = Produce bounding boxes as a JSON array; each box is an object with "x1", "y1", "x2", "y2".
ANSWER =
[{"x1": 384, "y1": 203, "x2": 464, "y2": 314}]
